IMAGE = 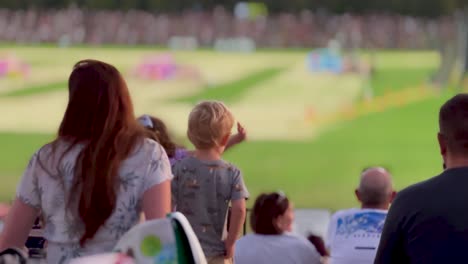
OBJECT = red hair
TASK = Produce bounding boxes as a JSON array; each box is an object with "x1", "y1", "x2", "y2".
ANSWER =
[{"x1": 57, "y1": 59, "x2": 145, "y2": 245}]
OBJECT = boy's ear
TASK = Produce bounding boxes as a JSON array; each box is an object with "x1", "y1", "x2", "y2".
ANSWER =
[{"x1": 221, "y1": 134, "x2": 230, "y2": 146}]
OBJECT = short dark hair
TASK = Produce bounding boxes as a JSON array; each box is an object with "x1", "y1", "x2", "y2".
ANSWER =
[
  {"x1": 439, "y1": 94, "x2": 468, "y2": 155},
  {"x1": 250, "y1": 192, "x2": 289, "y2": 235}
]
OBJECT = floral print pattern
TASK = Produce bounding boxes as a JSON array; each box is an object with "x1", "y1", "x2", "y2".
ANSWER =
[{"x1": 16, "y1": 139, "x2": 173, "y2": 263}]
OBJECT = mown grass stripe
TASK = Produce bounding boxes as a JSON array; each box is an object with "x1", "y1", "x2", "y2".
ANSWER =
[
  {"x1": 2, "y1": 81, "x2": 67, "y2": 97},
  {"x1": 175, "y1": 67, "x2": 284, "y2": 104},
  {"x1": 370, "y1": 67, "x2": 434, "y2": 96}
]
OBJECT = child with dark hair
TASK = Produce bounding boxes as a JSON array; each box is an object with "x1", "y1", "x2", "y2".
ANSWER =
[
  {"x1": 138, "y1": 115, "x2": 178, "y2": 158},
  {"x1": 234, "y1": 192, "x2": 321, "y2": 264},
  {"x1": 138, "y1": 114, "x2": 247, "y2": 166}
]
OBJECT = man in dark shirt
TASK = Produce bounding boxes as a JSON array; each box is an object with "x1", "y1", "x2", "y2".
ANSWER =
[{"x1": 375, "y1": 94, "x2": 468, "y2": 264}]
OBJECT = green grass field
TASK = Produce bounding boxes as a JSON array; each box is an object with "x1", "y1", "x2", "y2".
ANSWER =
[{"x1": 0, "y1": 46, "x2": 448, "y2": 209}]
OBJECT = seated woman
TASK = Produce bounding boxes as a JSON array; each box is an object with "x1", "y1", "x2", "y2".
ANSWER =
[
  {"x1": 0, "y1": 60, "x2": 172, "y2": 263},
  {"x1": 235, "y1": 192, "x2": 321, "y2": 264}
]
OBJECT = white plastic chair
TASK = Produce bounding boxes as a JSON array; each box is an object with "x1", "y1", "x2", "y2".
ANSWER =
[
  {"x1": 113, "y1": 212, "x2": 206, "y2": 264},
  {"x1": 69, "y1": 253, "x2": 135, "y2": 264}
]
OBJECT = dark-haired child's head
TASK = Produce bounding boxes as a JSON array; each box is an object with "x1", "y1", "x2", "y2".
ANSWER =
[
  {"x1": 250, "y1": 192, "x2": 294, "y2": 235},
  {"x1": 138, "y1": 115, "x2": 177, "y2": 158}
]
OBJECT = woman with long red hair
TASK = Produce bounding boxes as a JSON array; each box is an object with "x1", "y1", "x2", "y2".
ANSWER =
[{"x1": 0, "y1": 60, "x2": 172, "y2": 263}]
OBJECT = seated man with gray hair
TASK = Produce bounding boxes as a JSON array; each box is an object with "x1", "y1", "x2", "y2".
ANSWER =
[{"x1": 326, "y1": 167, "x2": 396, "y2": 264}]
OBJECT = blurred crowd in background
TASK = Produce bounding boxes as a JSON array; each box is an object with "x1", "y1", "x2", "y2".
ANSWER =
[{"x1": 0, "y1": 7, "x2": 456, "y2": 49}]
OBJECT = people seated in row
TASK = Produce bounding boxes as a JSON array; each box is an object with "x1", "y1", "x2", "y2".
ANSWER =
[{"x1": 3, "y1": 59, "x2": 468, "y2": 264}]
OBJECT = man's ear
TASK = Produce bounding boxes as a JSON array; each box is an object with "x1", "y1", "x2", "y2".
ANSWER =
[
  {"x1": 389, "y1": 190, "x2": 397, "y2": 203},
  {"x1": 438, "y1": 132, "x2": 447, "y2": 156},
  {"x1": 355, "y1": 189, "x2": 361, "y2": 203}
]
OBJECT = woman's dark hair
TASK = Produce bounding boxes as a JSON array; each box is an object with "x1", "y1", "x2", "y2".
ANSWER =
[
  {"x1": 51, "y1": 59, "x2": 145, "y2": 245},
  {"x1": 250, "y1": 192, "x2": 289, "y2": 235},
  {"x1": 138, "y1": 115, "x2": 177, "y2": 158}
]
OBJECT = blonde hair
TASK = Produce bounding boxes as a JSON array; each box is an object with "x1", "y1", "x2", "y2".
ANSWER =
[{"x1": 187, "y1": 101, "x2": 235, "y2": 149}]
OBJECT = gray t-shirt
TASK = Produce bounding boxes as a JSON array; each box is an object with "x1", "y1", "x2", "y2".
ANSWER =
[{"x1": 171, "y1": 157, "x2": 249, "y2": 257}]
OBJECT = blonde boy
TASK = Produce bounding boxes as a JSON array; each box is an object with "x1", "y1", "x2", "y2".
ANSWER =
[{"x1": 171, "y1": 101, "x2": 249, "y2": 264}]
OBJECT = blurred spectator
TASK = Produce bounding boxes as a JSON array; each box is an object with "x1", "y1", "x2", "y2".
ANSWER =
[
  {"x1": 375, "y1": 94, "x2": 468, "y2": 263},
  {"x1": 326, "y1": 167, "x2": 395, "y2": 264},
  {"x1": 0, "y1": 7, "x2": 455, "y2": 49},
  {"x1": 234, "y1": 192, "x2": 321, "y2": 264}
]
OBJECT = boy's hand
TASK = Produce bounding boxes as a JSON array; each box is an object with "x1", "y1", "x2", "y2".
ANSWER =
[
  {"x1": 231, "y1": 123, "x2": 247, "y2": 143},
  {"x1": 224, "y1": 240, "x2": 235, "y2": 259},
  {"x1": 226, "y1": 123, "x2": 247, "y2": 151},
  {"x1": 236, "y1": 122, "x2": 247, "y2": 141}
]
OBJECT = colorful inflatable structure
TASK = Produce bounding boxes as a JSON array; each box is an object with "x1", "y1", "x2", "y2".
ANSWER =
[
  {"x1": 306, "y1": 39, "x2": 369, "y2": 74},
  {"x1": 0, "y1": 54, "x2": 30, "y2": 79},
  {"x1": 133, "y1": 54, "x2": 201, "y2": 81},
  {"x1": 134, "y1": 54, "x2": 177, "y2": 80},
  {"x1": 307, "y1": 48, "x2": 344, "y2": 73}
]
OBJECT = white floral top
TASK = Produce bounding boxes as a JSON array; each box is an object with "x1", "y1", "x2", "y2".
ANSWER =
[{"x1": 16, "y1": 139, "x2": 173, "y2": 264}]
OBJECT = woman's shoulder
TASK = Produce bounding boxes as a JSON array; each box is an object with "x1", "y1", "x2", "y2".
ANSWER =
[
  {"x1": 36, "y1": 141, "x2": 60, "y2": 155},
  {"x1": 237, "y1": 233, "x2": 311, "y2": 247},
  {"x1": 37, "y1": 140, "x2": 85, "y2": 156},
  {"x1": 142, "y1": 138, "x2": 159, "y2": 148},
  {"x1": 281, "y1": 233, "x2": 316, "y2": 248},
  {"x1": 137, "y1": 138, "x2": 173, "y2": 170},
  {"x1": 33, "y1": 140, "x2": 79, "y2": 166},
  {"x1": 235, "y1": 233, "x2": 258, "y2": 248},
  {"x1": 285, "y1": 234, "x2": 321, "y2": 261},
  {"x1": 136, "y1": 138, "x2": 166, "y2": 156}
]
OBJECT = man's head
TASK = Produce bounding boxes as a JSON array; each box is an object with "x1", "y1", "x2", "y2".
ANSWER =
[
  {"x1": 187, "y1": 100, "x2": 235, "y2": 151},
  {"x1": 355, "y1": 167, "x2": 396, "y2": 209},
  {"x1": 438, "y1": 94, "x2": 468, "y2": 168}
]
